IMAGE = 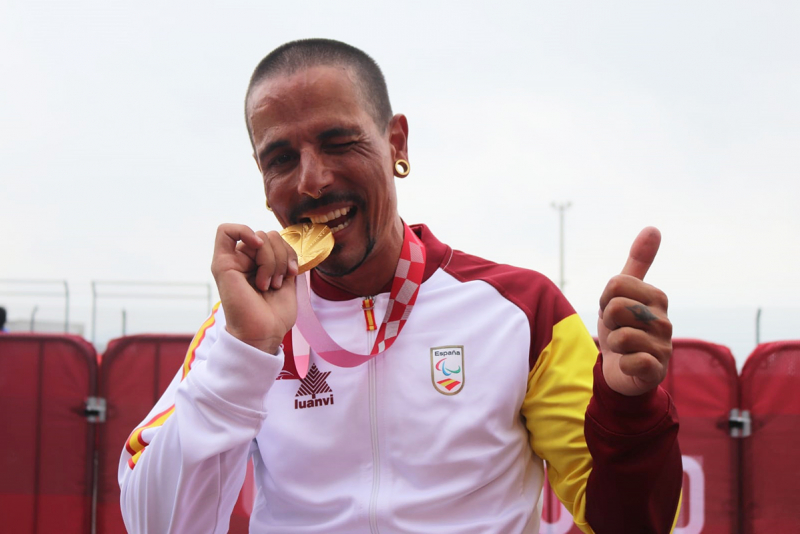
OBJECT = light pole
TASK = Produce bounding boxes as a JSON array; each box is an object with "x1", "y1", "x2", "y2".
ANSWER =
[
  {"x1": 551, "y1": 202, "x2": 572, "y2": 291},
  {"x1": 30, "y1": 305, "x2": 39, "y2": 332},
  {"x1": 756, "y1": 307, "x2": 762, "y2": 345}
]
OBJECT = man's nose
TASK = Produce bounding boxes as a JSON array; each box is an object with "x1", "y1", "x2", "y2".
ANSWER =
[{"x1": 297, "y1": 150, "x2": 334, "y2": 199}]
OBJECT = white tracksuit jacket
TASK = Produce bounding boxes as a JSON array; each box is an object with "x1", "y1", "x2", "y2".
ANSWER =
[{"x1": 119, "y1": 225, "x2": 682, "y2": 534}]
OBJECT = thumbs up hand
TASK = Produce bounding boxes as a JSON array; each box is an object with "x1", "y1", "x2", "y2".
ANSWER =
[{"x1": 597, "y1": 227, "x2": 673, "y2": 396}]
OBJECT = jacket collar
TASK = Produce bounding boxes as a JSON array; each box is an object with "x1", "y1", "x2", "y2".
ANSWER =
[{"x1": 309, "y1": 223, "x2": 451, "y2": 301}]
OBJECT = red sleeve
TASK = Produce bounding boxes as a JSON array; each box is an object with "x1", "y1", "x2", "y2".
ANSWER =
[{"x1": 584, "y1": 354, "x2": 682, "y2": 533}]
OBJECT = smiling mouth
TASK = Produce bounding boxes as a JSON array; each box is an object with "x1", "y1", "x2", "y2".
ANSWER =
[{"x1": 303, "y1": 206, "x2": 357, "y2": 234}]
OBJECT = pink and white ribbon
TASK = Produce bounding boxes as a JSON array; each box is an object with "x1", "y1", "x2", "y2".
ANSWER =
[{"x1": 291, "y1": 224, "x2": 426, "y2": 377}]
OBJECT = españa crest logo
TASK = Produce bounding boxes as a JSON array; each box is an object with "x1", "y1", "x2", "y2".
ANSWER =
[{"x1": 430, "y1": 346, "x2": 465, "y2": 395}]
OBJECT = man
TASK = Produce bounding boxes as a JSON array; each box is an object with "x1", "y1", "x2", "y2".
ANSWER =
[{"x1": 120, "y1": 39, "x2": 681, "y2": 533}]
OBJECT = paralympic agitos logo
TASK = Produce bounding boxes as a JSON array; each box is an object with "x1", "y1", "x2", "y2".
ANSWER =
[{"x1": 430, "y1": 346, "x2": 465, "y2": 395}]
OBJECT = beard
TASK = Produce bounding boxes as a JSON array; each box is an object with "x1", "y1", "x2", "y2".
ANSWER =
[{"x1": 315, "y1": 227, "x2": 375, "y2": 277}]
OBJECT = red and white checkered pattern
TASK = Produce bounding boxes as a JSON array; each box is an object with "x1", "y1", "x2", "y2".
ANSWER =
[
  {"x1": 370, "y1": 224, "x2": 426, "y2": 355},
  {"x1": 293, "y1": 223, "x2": 427, "y2": 373}
]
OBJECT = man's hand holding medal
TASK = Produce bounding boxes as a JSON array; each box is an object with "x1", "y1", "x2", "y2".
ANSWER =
[{"x1": 210, "y1": 222, "x2": 332, "y2": 355}]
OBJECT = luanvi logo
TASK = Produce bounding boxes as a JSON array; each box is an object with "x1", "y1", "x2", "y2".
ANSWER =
[{"x1": 294, "y1": 363, "x2": 335, "y2": 409}]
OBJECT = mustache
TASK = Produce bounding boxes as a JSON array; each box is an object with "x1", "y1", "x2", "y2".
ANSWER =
[{"x1": 288, "y1": 191, "x2": 365, "y2": 224}]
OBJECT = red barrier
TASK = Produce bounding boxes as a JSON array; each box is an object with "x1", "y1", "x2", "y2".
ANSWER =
[
  {"x1": 95, "y1": 334, "x2": 254, "y2": 533},
  {"x1": 95, "y1": 334, "x2": 195, "y2": 534},
  {"x1": 0, "y1": 334, "x2": 97, "y2": 534},
  {"x1": 5, "y1": 332, "x2": 799, "y2": 533},
  {"x1": 663, "y1": 339, "x2": 740, "y2": 534},
  {"x1": 741, "y1": 341, "x2": 800, "y2": 534}
]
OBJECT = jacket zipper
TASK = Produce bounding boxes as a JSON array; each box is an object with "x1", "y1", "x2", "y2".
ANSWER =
[{"x1": 366, "y1": 299, "x2": 381, "y2": 534}]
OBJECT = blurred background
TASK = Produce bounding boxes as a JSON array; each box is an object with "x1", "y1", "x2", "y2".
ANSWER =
[{"x1": 1, "y1": 1, "x2": 798, "y2": 364}]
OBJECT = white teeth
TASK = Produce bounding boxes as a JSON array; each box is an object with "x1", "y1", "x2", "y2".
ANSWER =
[
  {"x1": 330, "y1": 218, "x2": 352, "y2": 234},
  {"x1": 308, "y1": 206, "x2": 351, "y2": 225}
]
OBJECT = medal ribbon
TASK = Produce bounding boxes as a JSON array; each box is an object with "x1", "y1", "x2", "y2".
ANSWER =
[{"x1": 291, "y1": 223, "x2": 426, "y2": 377}]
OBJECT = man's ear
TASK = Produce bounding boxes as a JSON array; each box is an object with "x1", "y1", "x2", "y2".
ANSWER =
[{"x1": 388, "y1": 113, "x2": 409, "y2": 165}]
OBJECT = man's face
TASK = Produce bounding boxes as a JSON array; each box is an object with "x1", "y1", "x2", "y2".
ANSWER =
[{"x1": 248, "y1": 65, "x2": 405, "y2": 277}]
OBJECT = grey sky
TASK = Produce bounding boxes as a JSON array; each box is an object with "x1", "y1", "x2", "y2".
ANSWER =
[{"x1": 1, "y1": 1, "x2": 798, "y2": 364}]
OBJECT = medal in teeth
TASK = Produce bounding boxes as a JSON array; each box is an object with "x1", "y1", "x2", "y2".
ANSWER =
[{"x1": 279, "y1": 222, "x2": 335, "y2": 274}]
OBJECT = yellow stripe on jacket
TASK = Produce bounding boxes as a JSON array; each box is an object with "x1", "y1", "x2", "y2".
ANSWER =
[
  {"x1": 522, "y1": 313, "x2": 681, "y2": 533},
  {"x1": 125, "y1": 302, "x2": 221, "y2": 469},
  {"x1": 521, "y1": 313, "x2": 596, "y2": 533},
  {"x1": 183, "y1": 301, "x2": 221, "y2": 379}
]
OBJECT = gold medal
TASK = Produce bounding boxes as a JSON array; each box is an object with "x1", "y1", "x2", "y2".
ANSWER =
[{"x1": 279, "y1": 222, "x2": 334, "y2": 274}]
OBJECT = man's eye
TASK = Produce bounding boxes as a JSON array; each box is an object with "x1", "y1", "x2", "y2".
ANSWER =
[
  {"x1": 268, "y1": 153, "x2": 295, "y2": 168},
  {"x1": 327, "y1": 141, "x2": 356, "y2": 151}
]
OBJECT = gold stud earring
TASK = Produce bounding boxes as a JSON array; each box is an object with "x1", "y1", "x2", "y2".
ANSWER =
[
  {"x1": 394, "y1": 159, "x2": 410, "y2": 178},
  {"x1": 265, "y1": 198, "x2": 272, "y2": 212}
]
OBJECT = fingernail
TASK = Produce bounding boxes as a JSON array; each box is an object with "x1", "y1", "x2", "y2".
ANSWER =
[
  {"x1": 289, "y1": 259, "x2": 298, "y2": 273},
  {"x1": 263, "y1": 277, "x2": 271, "y2": 291},
  {"x1": 274, "y1": 274, "x2": 283, "y2": 288}
]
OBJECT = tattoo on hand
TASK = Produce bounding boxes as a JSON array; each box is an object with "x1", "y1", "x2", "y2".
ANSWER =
[{"x1": 626, "y1": 304, "x2": 657, "y2": 323}]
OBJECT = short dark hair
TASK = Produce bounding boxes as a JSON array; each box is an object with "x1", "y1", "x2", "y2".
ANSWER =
[
  {"x1": 244, "y1": 38, "x2": 393, "y2": 148},
  {"x1": 0, "y1": 307, "x2": 6, "y2": 329}
]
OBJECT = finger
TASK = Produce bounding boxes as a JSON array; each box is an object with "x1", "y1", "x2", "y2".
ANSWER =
[
  {"x1": 265, "y1": 232, "x2": 290, "y2": 289},
  {"x1": 230, "y1": 242, "x2": 257, "y2": 272},
  {"x1": 599, "y1": 275, "x2": 669, "y2": 312},
  {"x1": 212, "y1": 225, "x2": 261, "y2": 280},
  {"x1": 254, "y1": 232, "x2": 276, "y2": 292},
  {"x1": 283, "y1": 238, "x2": 299, "y2": 276},
  {"x1": 605, "y1": 326, "x2": 671, "y2": 363},
  {"x1": 618, "y1": 352, "x2": 666, "y2": 385},
  {"x1": 214, "y1": 224, "x2": 264, "y2": 256},
  {"x1": 621, "y1": 226, "x2": 661, "y2": 281},
  {"x1": 601, "y1": 297, "x2": 664, "y2": 331},
  {"x1": 255, "y1": 264, "x2": 273, "y2": 293},
  {"x1": 235, "y1": 239, "x2": 258, "y2": 260}
]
